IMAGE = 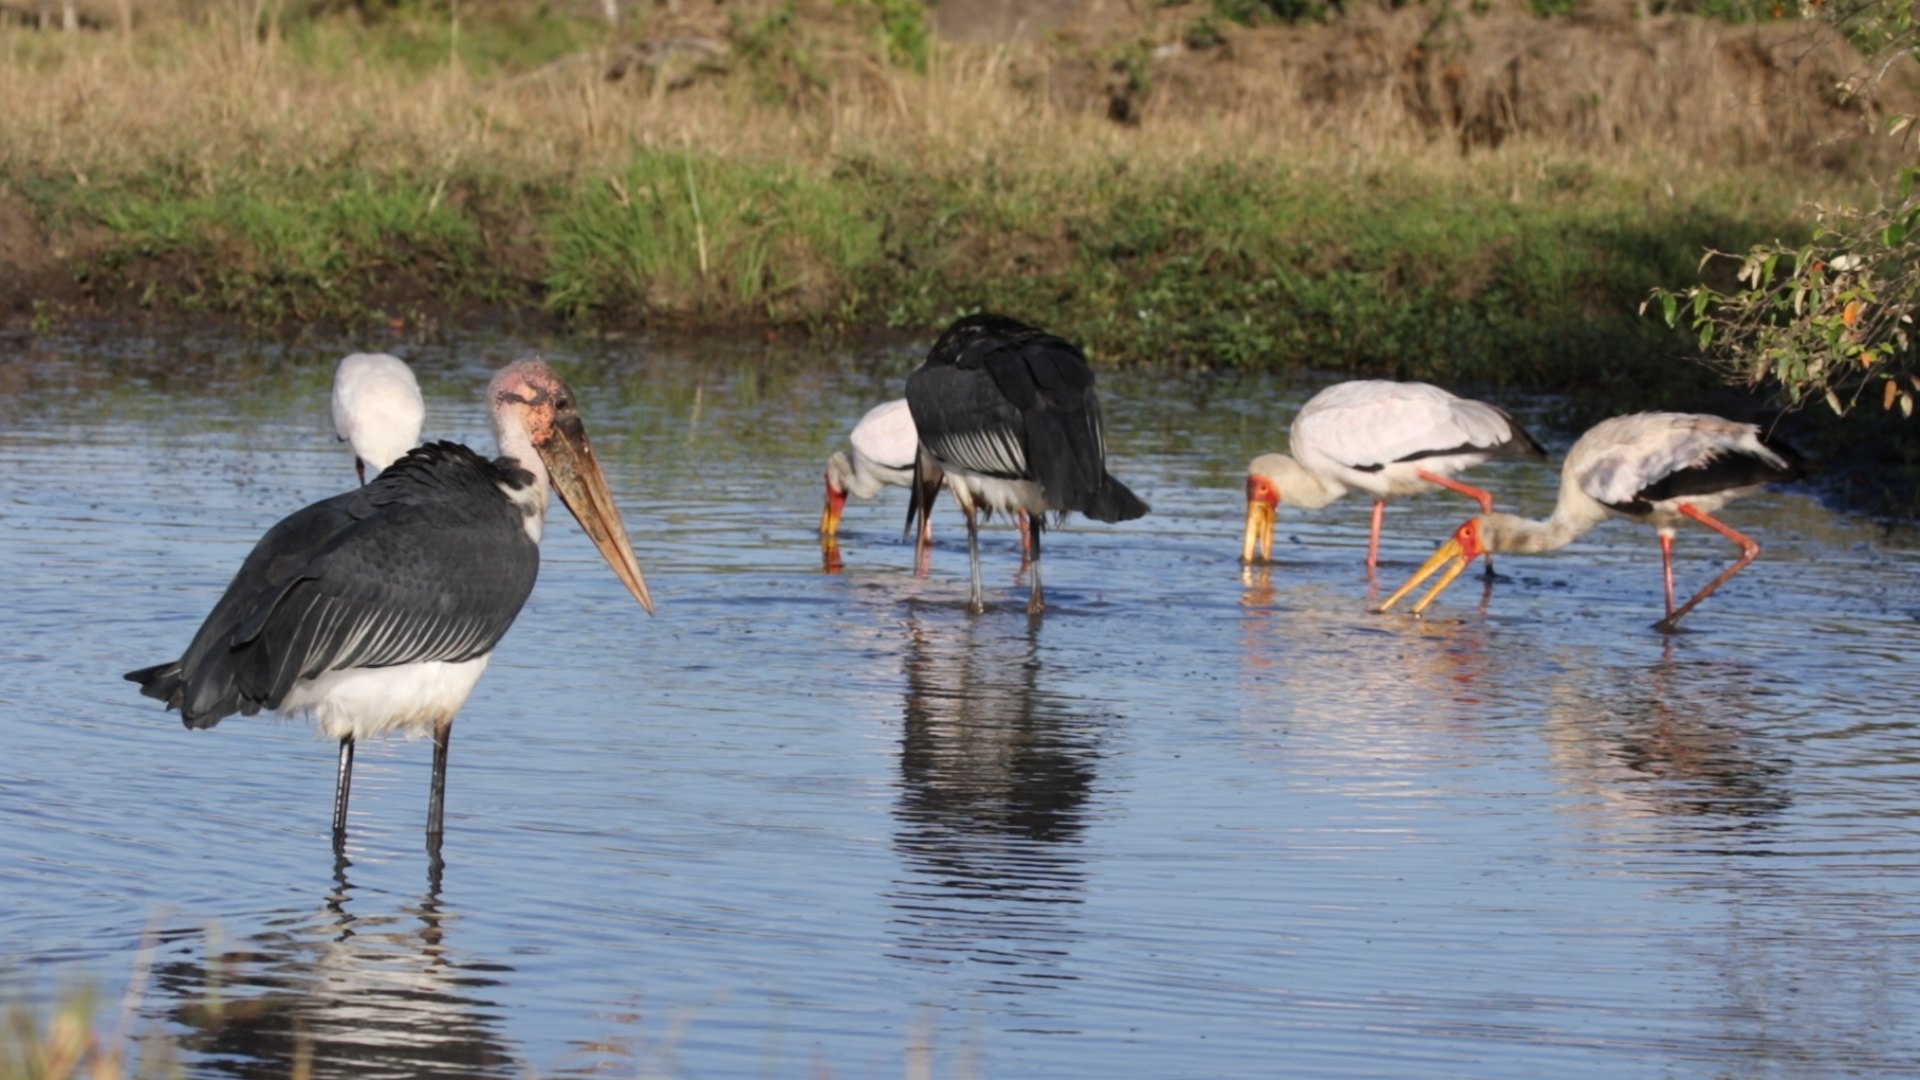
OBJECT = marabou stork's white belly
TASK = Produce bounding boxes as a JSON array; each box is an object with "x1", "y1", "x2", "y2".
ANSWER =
[
  {"x1": 279, "y1": 656, "x2": 494, "y2": 741},
  {"x1": 944, "y1": 466, "x2": 1046, "y2": 517}
]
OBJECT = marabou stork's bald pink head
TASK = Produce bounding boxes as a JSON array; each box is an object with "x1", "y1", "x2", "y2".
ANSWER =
[{"x1": 490, "y1": 359, "x2": 655, "y2": 615}]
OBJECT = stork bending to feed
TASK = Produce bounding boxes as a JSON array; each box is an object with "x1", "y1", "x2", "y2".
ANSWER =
[
  {"x1": 905, "y1": 313, "x2": 1148, "y2": 614},
  {"x1": 332, "y1": 352, "x2": 426, "y2": 484},
  {"x1": 820, "y1": 398, "x2": 944, "y2": 554},
  {"x1": 127, "y1": 359, "x2": 654, "y2": 851},
  {"x1": 1243, "y1": 380, "x2": 1545, "y2": 573},
  {"x1": 1376, "y1": 412, "x2": 1802, "y2": 630}
]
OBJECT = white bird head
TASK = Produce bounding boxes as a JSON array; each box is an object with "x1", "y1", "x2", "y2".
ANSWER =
[{"x1": 1242, "y1": 453, "x2": 1338, "y2": 562}]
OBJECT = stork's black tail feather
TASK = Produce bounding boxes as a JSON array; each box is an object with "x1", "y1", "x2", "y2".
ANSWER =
[
  {"x1": 123, "y1": 660, "x2": 218, "y2": 729},
  {"x1": 1081, "y1": 475, "x2": 1150, "y2": 524}
]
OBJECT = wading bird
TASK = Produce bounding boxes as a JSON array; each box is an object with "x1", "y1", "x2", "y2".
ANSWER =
[
  {"x1": 1375, "y1": 411, "x2": 1802, "y2": 630},
  {"x1": 906, "y1": 313, "x2": 1148, "y2": 614},
  {"x1": 333, "y1": 353, "x2": 426, "y2": 484},
  {"x1": 126, "y1": 359, "x2": 654, "y2": 851},
  {"x1": 1242, "y1": 380, "x2": 1544, "y2": 573},
  {"x1": 821, "y1": 398, "x2": 944, "y2": 554}
]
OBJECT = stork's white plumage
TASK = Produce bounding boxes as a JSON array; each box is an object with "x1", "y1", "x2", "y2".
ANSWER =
[
  {"x1": 821, "y1": 398, "x2": 943, "y2": 553},
  {"x1": 1243, "y1": 380, "x2": 1544, "y2": 571},
  {"x1": 1377, "y1": 411, "x2": 1803, "y2": 630},
  {"x1": 333, "y1": 353, "x2": 426, "y2": 484},
  {"x1": 129, "y1": 359, "x2": 653, "y2": 852}
]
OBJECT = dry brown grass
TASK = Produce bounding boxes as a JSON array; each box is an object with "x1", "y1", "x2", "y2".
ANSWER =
[{"x1": 3, "y1": 0, "x2": 1865, "y2": 195}]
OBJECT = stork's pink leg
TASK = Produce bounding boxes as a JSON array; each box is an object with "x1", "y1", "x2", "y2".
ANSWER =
[
  {"x1": 1657, "y1": 504, "x2": 1762, "y2": 631},
  {"x1": 1416, "y1": 469, "x2": 1496, "y2": 514},
  {"x1": 1017, "y1": 509, "x2": 1034, "y2": 568},
  {"x1": 1366, "y1": 499, "x2": 1385, "y2": 576},
  {"x1": 1659, "y1": 533, "x2": 1677, "y2": 617}
]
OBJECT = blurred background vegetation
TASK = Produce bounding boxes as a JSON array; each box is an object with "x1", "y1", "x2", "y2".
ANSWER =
[{"x1": 0, "y1": 0, "x2": 1915, "y2": 508}]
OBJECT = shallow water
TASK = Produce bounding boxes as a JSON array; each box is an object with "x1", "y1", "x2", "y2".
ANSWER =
[{"x1": 3, "y1": 329, "x2": 1919, "y2": 1078}]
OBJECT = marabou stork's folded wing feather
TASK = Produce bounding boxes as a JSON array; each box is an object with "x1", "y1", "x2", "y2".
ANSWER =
[
  {"x1": 908, "y1": 313, "x2": 1148, "y2": 522},
  {"x1": 150, "y1": 443, "x2": 540, "y2": 729},
  {"x1": 908, "y1": 358, "x2": 1032, "y2": 481}
]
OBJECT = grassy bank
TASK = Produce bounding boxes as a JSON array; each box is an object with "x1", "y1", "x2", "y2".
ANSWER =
[{"x1": 0, "y1": 4, "x2": 1844, "y2": 402}]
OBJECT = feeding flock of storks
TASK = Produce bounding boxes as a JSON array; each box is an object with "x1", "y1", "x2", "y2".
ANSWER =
[{"x1": 125, "y1": 312, "x2": 1804, "y2": 853}]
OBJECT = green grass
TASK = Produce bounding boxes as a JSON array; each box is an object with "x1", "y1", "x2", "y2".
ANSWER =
[{"x1": 45, "y1": 144, "x2": 1808, "y2": 411}]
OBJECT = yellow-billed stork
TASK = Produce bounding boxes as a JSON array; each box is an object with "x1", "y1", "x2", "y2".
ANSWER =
[
  {"x1": 821, "y1": 398, "x2": 944, "y2": 554},
  {"x1": 1242, "y1": 379, "x2": 1544, "y2": 572},
  {"x1": 1376, "y1": 411, "x2": 1803, "y2": 630}
]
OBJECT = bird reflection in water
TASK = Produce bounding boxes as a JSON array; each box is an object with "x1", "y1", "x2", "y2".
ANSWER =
[
  {"x1": 144, "y1": 859, "x2": 520, "y2": 1080},
  {"x1": 888, "y1": 612, "x2": 1102, "y2": 987},
  {"x1": 1548, "y1": 644, "x2": 1792, "y2": 825}
]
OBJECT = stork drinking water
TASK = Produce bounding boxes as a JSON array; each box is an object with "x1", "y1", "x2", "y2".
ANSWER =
[
  {"x1": 1242, "y1": 380, "x2": 1544, "y2": 572},
  {"x1": 1376, "y1": 411, "x2": 1802, "y2": 630}
]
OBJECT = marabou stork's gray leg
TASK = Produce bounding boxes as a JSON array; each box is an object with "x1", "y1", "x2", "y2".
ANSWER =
[
  {"x1": 965, "y1": 505, "x2": 985, "y2": 614},
  {"x1": 332, "y1": 736, "x2": 355, "y2": 849},
  {"x1": 427, "y1": 718, "x2": 453, "y2": 850},
  {"x1": 1026, "y1": 517, "x2": 1045, "y2": 615}
]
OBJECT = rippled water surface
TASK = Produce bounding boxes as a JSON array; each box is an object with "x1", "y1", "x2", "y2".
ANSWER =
[{"x1": 4, "y1": 330, "x2": 1920, "y2": 1078}]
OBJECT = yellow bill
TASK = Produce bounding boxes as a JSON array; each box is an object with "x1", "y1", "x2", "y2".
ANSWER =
[{"x1": 1375, "y1": 520, "x2": 1484, "y2": 616}]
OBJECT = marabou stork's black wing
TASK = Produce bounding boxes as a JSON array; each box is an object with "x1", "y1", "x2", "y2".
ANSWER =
[
  {"x1": 906, "y1": 313, "x2": 1148, "y2": 523},
  {"x1": 126, "y1": 443, "x2": 541, "y2": 729}
]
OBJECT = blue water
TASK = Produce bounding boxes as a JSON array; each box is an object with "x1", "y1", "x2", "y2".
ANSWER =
[{"x1": 2, "y1": 329, "x2": 1918, "y2": 1078}]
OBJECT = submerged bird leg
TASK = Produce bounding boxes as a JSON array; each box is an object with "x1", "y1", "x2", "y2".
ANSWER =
[
  {"x1": 907, "y1": 448, "x2": 941, "y2": 570},
  {"x1": 1366, "y1": 499, "x2": 1386, "y2": 577},
  {"x1": 1417, "y1": 470, "x2": 1500, "y2": 576},
  {"x1": 427, "y1": 717, "x2": 453, "y2": 850},
  {"x1": 965, "y1": 503, "x2": 985, "y2": 614},
  {"x1": 1657, "y1": 504, "x2": 1762, "y2": 632},
  {"x1": 1018, "y1": 509, "x2": 1034, "y2": 566},
  {"x1": 332, "y1": 735, "x2": 355, "y2": 849},
  {"x1": 916, "y1": 499, "x2": 936, "y2": 552},
  {"x1": 1660, "y1": 533, "x2": 1678, "y2": 618},
  {"x1": 1027, "y1": 517, "x2": 1046, "y2": 615}
]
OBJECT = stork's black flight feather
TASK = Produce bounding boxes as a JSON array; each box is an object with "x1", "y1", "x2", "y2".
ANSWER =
[
  {"x1": 126, "y1": 442, "x2": 541, "y2": 729},
  {"x1": 1624, "y1": 430, "x2": 1805, "y2": 512},
  {"x1": 905, "y1": 313, "x2": 1148, "y2": 523}
]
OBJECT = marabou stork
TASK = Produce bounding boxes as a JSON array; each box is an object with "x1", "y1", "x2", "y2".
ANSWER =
[
  {"x1": 1242, "y1": 380, "x2": 1545, "y2": 572},
  {"x1": 126, "y1": 359, "x2": 654, "y2": 850},
  {"x1": 1376, "y1": 411, "x2": 1802, "y2": 630},
  {"x1": 332, "y1": 353, "x2": 426, "y2": 484},
  {"x1": 905, "y1": 313, "x2": 1148, "y2": 614},
  {"x1": 820, "y1": 398, "x2": 944, "y2": 554}
]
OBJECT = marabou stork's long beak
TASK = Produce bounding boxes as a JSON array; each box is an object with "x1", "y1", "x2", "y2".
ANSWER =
[
  {"x1": 1375, "y1": 520, "x2": 1482, "y2": 615},
  {"x1": 1242, "y1": 496, "x2": 1276, "y2": 564},
  {"x1": 541, "y1": 416, "x2": 655, "y2": 615}
]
